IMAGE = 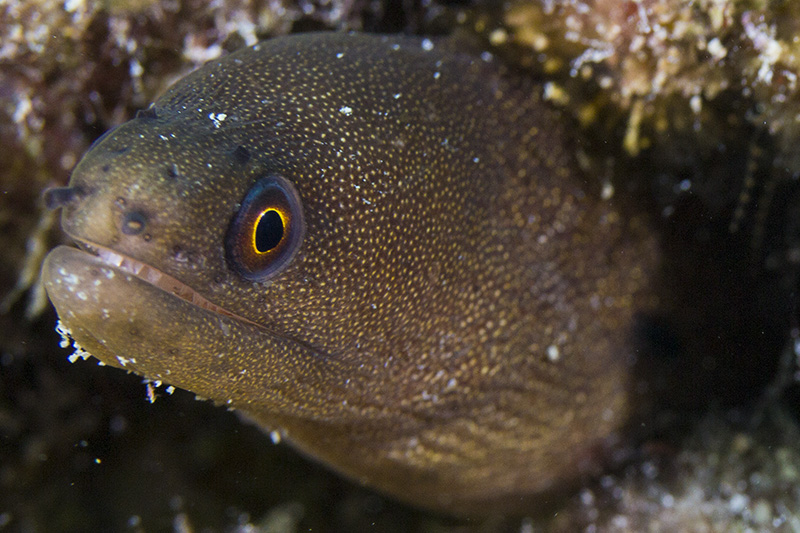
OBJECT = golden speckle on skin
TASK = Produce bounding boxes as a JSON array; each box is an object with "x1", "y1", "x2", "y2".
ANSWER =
[{"x1": 42, "y1": 32, "x2": 660, "y2": 514}]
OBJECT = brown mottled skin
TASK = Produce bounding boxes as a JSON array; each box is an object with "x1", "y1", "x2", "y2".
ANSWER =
[{"x1": 42, "y1": 33, "x2": 659, "y2": 514}]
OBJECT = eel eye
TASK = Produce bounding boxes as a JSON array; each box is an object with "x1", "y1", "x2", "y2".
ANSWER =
[{"x1": 226, "y1": 175, "x2": 304, "y2": 281}]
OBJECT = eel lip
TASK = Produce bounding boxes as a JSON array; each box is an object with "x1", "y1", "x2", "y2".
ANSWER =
[{"x1": 71, "y1": 240, "x2": 260, "y2": 327}]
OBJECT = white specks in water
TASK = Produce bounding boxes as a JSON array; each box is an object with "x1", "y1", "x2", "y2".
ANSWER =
[
  {"x1": 116, "y1": 356, "x2": 131, "y2": 367},
  {"x1": 391, "y1": 43, "x2": 400, "y2": 51},
  {"x1": 393, "y1": 93, "x2": 402, "y2": 100},
  {"x1": 690, "y1": 94, "x2": 703, "y2": 114},
  {"x1": 146, "y1": 382, "x2": 157, "y2": 403},
  {"x1": 547, "y1": 344, "x2": 561, "y2": 362},
  {"x1": 129, "y1": 59, "x2": 143, "y2": 78},
  {"x1": 421, "y1": 38, "x2": 433, "y2": 51},
  {"x1": 64, "y1": 0, "x2": 84, "y2": 12},
  {"x1": 729, "y1": 493, "x2": 749, "y2": 513},
  {"x1": 473, "y1": 157, "x2": 480, "y2": 163},
  {"x1": 165, "y1": 386, "x2": 175, "y2": 394},
  {"x1": 601, "y1": 180, "x2": 615, "y2": 200},
  {"x1": 520, "y1": 518, "x2": 534, "y2": 533},
  {"x1": 433, "y1": 71, "x2": 441, "y2": 80},
  {"x1": 660, "y1": 493, "x2": 675, "y2": 508},
  {"x1": 270, "y1": 430, "x2": 282, "y2": 444},
  {"x1": 481, "y1": 51, "x2": 493, "y2": 62},
  {"x1": 338, "y1": 106, "x2": 353, "y2": 116},
  {"x1": 208, "y1": 112, "x2": 227, "y2": 128},
  {"x1": 335, "y1": 52, "x2": 344, "y2": 59},
  {"x1": 76, "y1": 291, "x2": 87, "y2": 301},
  {"x1": 12, "y1": 94, "x2": 33, "y2": 125}
]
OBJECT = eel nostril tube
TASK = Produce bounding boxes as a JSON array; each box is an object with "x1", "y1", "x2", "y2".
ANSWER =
[{"x1": 43, "y1": 186, "x2": 84, "y2": 210}]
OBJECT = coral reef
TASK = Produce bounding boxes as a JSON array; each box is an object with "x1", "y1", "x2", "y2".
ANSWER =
[
  {"x1": 550, "y1": 408, "x2": 800, "y2": 532},
  {"x1": 497, "y1": 0, "x2": 800, "y2": 162}
]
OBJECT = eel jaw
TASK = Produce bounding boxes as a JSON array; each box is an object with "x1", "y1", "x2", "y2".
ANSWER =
[
  {"x1": 41, "y1": 243, "x2": 267, "y2": 377},
  {"x1": 71, "y1": 240, "x2": 259, "y2": 327}
]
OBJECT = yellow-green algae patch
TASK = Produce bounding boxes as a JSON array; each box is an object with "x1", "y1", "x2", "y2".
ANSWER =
[{"x1": 493, "y1": 0, "x2": 800, "y2": 165}]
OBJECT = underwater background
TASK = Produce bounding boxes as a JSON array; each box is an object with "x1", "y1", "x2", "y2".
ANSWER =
[{"x1": 4, "y1": 0, "x2": 800, "y2": 531}]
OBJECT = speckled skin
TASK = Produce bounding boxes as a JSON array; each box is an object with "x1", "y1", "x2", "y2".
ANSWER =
[{"x1": 42, "y1": 33, "x2": 659, "y2": 514}]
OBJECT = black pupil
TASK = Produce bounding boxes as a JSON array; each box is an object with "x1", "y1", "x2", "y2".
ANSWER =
[{"x1": 255, "y1": 210, "x2": 284, "y2": 252}]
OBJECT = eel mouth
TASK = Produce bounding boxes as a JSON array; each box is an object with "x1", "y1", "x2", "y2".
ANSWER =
[
  {"x1": 73, "y1": 239, "x2": 261, "y2": 327},
  {"x1": 50, "y1": 240, "x2": 330, "y2": 362}
]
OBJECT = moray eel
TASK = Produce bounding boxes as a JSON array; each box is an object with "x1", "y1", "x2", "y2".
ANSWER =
[{"x1": 42, "y1": 32, "x2": 659, "y2": 514}]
